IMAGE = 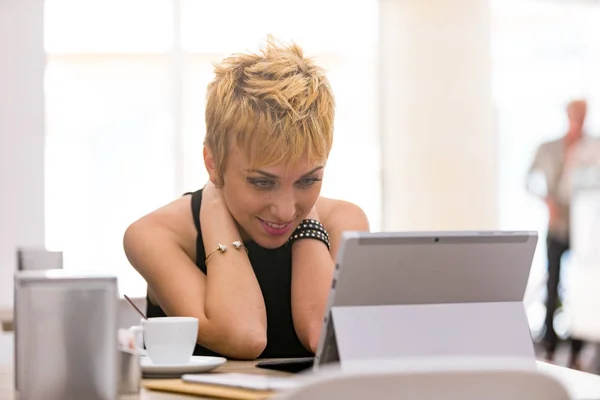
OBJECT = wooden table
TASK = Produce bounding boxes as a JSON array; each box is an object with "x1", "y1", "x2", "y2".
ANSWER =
[{"x1": 0, "y1": 360, "x2": 286, "y2": 400}]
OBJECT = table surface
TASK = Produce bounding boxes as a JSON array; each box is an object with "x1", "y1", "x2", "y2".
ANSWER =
[
  {"x1": 3, "y1": 359, "x2": 600, "y2": 400},
  {"x1": 0, "y1": 359, "x2": 287, "y2": 400}
]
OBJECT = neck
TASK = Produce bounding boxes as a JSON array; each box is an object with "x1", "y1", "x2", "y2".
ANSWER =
[{"x1": 566, "y1": 131, "x2": 581, "y2": 144}]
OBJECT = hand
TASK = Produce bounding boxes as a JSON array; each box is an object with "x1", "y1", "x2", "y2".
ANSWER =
[
  {"x1": 200, "y1": 181, "x2": 236, "y2": 228},
  {"x1": 202, "y1": 180, "x2": 225, "y2": 205}
]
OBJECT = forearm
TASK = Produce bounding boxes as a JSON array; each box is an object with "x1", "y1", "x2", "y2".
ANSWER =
[
  {"x1": 200, "y1": 198, "x2": 267, "y2": 354},
  {"x1": 290, "y1": 230, "x2": 335, "y2": 352}
]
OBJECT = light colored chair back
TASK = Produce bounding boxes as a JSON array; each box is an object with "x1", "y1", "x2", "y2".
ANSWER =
[
  {"x1": 17, "y1": 248, "x2": 63, "y2": 271},
  {"x1": 118, "y1": 296, "x2": 146, "y2": 329},
  {"x1": 0, "y1": 331, "x2": 13, "y2": 366},
  {"x1": 274, "y1": 357, "x2": 572, "y2": 400}
]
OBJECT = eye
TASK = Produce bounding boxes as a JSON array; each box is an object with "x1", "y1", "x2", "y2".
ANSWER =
[
  {"x1": 247, "y1": 178, "x2": 275, "y2": 190},
  {"x1": 296, "y1": 177, "x2": 322, "y2": 188}
]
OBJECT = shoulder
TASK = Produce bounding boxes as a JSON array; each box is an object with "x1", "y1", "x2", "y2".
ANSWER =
[
  {"x1": 580, "y1": 135, "x2": 600, "y2": 148},
  {"x1": 531, "y1": 139, "x2": 562, "y2": 167},
  {"x1": 316, "y1": 197, "x2": 370, "y2": 232},
  {"x1": 571, "y1": 136, "x2": 600, "y2": 164},
  {"x1": 537, "y1": 138, "x2": 561, "y2": 154},
  {"x1": 124, "y1": 194, "x2": 197, "y2": 259}
]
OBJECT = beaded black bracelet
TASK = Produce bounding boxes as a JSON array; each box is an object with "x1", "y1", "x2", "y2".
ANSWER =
[
  {"x1": 287, "y1": 219, "x2": 331, "y2": 250},
  {"x1": 298, "y1": 219, "x2": 329, "y2": 238}
]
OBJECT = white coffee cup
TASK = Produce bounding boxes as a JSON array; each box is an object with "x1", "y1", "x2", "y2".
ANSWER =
[{"x1": 129, "y1": 317, "x2": 199, "y2": 365}]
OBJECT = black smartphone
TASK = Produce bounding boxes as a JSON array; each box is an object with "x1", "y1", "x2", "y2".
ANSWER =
[{"x1": 255, "y1": 357, "x2": 315, "y2": 373}]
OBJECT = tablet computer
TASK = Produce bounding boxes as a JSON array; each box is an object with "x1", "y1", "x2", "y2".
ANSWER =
[{"x1": 313, "y1": 230, "x2": 538, "y2": 370}]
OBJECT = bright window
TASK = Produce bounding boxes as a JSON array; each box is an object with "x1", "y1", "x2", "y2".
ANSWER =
[{"x1": 44, "y1": 0, "x2": 380, "y2": 297}]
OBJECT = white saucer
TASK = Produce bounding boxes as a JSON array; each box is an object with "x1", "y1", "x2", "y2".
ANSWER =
[{"x1": 141, "y1": 356, "x2": 227, "y2": 376}]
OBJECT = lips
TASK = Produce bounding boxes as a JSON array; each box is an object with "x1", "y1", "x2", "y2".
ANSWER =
[{"x1": 258, "y1": 218, "x2": 293, "y2": 236}]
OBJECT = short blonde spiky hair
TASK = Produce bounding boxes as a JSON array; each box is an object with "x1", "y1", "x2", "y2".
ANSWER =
[{"x1": 204, "y1": 37, "x2": 335, "y2": 181}]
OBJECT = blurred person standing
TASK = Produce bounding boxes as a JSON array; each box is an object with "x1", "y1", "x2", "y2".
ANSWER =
[{"x1": 526, "y1": 99, "x2": 596, "y2": 370}]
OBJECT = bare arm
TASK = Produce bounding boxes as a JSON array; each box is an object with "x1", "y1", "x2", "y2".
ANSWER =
[
  {"x1": 123, "y1": 189, "x2": 267, "y2": 359},
  {"x1": 199, "y1": 184, "x2": 267, "y2": 354},
  {"x1": 290, "y1": 200, "x2": 370, "y2": 352}
]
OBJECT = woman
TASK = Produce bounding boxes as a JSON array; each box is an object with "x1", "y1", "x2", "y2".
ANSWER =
[{"x1": 123, "y1": 38, "x2": 370, "y2": 360}]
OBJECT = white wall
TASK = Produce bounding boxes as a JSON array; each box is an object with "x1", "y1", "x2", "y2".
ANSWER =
[
  {"x1": 0, "y1": 0, "x2": 46, "y2": 307},
  {"x1": 380, "y1": 0, "x2": 497, "y2": 231}
]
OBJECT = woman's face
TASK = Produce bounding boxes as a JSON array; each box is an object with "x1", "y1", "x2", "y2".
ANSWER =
[{"x1": 209, "y1": 146, "x2": 325, "y2": 249}]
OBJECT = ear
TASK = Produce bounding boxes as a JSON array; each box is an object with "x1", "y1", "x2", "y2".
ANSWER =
[{"x1": 203, "y1": 146, "x2": 219, "y2": 184}]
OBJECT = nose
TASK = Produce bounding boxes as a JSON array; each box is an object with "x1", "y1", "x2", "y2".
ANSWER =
[{"x1": 269, "y1": 190, "x2": 296, "y2": 223}]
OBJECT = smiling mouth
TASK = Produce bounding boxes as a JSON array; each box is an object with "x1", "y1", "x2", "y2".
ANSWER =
[
  {"x1": 257, "y1": 218, "x2": 294, "y2": 236},
  {"x1": 258, "y1": 218, "x2": 293, "y2": 229}
]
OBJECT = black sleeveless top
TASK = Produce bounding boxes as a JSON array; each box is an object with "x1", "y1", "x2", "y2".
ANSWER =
[{"x1": 146, "y1": 188, "x2": 313, "y2": 359}]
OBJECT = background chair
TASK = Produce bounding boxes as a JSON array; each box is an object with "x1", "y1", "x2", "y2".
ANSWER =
[
  {"x1": 274, "y1": 357, "x2": 572, "y2": 400},
  {"x1": 16, "y1": 248, "x2": 63, "y2": 271},
  {"x1": 118, "y1": 296, "x2": 146, "y2": 329}
]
